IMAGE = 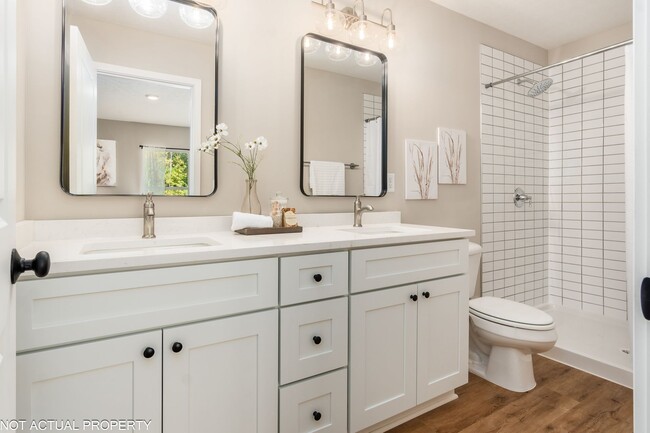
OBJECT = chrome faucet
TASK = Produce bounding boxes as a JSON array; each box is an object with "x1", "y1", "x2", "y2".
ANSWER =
[
  {"x1": 353, "y1": 196, "x2": 374, "y2": 227},
  {"x1": 143, "y1": 192, "x2": 156, "y2": 239}
]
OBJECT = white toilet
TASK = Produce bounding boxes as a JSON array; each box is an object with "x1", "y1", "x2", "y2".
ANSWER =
[{"x1": 467, "y1": 242, "x2": 557, "y2": 392}]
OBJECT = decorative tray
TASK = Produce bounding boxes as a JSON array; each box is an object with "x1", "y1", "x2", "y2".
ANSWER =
[{"x1": 235, "y1": 226, "x2": 303, "y2": 236}]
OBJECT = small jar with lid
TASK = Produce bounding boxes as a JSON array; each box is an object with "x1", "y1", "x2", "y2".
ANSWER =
[{"x1": 270, "y1": 192, "x2": 288, "y2": 228}]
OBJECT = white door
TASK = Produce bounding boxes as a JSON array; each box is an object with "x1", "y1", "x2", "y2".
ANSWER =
[
  {"x1": 416, "y1": 276, "x2": 468, "y2": 403},
  {"x1": 17, "y1": 332, "x2": 162, "y2": 432},
  {"x1": 163, "y1": 310, "x2": 278, "y2": 433},
  {"x1": 349, "y1": 285, "x2": 418, "y2": 432},
  {"x1": 0, "y1": 0, "x2": 18, "y2": 422},
  {"x1": 633, "y1": 0, "x2": 650, "y2": 429},
  {"x1": 69, "y1": 25, "x2": 97, "y2": 195}
]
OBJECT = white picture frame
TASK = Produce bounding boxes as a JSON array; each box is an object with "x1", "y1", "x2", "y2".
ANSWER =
[
  {"x1": 438, "y1": 127, "x2": 467, "y2": 185},
  {"x1": 405, "y1": 139, "x2": 438, "y2": 200}
]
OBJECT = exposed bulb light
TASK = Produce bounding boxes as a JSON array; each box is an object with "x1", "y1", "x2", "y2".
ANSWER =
[
  {"x1": 355, "y1": 51, "x2": 378, "y2": 67},
  {"x1": 129, "y1": 0, "x2": 167, "y2": 19},
  {"x1": 81, "y1": 0, "x2": 113, "y2": 5},
  {"x1": 317, "y1": 0, "x2": 346, "y2": 37},
  {"x1": 303, "y1": 36, "x2": 322, "y2": 55},
  {"x1": 348, "y1": 1, "x2": 375, "y2": 46},
  {"x1": 325, "y1": 43, "x2": 352, "y2": 62},
  {"x1": 179, "y1": 4, "x2": 215, "y2": 29},
  {"x1": 146, "y1": 94, "x2": 160, "y2": 101},
  {"x1": 379, "y1": 9, "x2": 401, "y2": 52}
]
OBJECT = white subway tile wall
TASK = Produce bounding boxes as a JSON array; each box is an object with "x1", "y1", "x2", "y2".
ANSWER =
[
  {"x1": 480, "y1": 45, "x2": 549, "y2": 306},
  {"x1": 547, "y1": 47, "x2": 627, "y2": 320}
]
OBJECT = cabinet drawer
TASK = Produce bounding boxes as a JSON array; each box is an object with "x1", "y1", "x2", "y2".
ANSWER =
[
  {"x1": 350, "y1": 240, "x2": 468, "y2": 293},
  {"x1": 280, "y1": 369, "x2": 347, "y2": 433},
  {"x1": 280, "y1": 297, "x2": 348, "y2": 385},
  {"x1": 17, "y1": 258, "x2": 278, "y2": 351},
  {"x1": 280, "y1": 252, "x2": 348, "y2": 305}
]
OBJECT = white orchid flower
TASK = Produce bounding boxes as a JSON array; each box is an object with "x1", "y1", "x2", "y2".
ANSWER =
[
  {"x1": 254, "y1": 136, "x2": 268, "y2": 150},
  {"x1": 244, "y1": 141, "x2": 256, "y2": 150}
]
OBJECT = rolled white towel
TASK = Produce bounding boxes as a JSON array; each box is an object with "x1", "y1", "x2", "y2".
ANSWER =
[{"x1": 231, "y1": 212, "x2": 274, "y2": 231}]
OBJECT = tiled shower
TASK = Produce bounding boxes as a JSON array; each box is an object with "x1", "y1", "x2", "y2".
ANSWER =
[{"x1": 480, "y1": 44, "x2": 628, "y2": 321}]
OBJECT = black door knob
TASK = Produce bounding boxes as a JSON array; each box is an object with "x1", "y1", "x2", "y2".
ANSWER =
[
  {"x1": 10, "y1": 249, "x2": 50, "y2": 284},
  {"x1": 171, "y1": 342, "x2": 183, "y2": 353},
  {"x1": 313, "y1": 274, "x2": 323, "y2": 283},
  {"x1": 312, "y1": 411, "x2": 322, "y2": 421},
  {"x1": 642, "y1": 278, "x2": 650, "y2": 320},
  {"x1": 143, "y1": 347, "x2": 155, "y2": 359},
  {"x1": 410, "y1": 294, "x2": 418, "y2": 302},
  {"x1": 313, "y1": 336, "x2": 322, "y2": 345},
  {"x1": 422, "y1": 291, "x2": 430, "y2": 299}
]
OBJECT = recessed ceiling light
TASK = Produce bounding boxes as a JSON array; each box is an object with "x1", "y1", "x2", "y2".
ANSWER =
[
  {"x1": 146, "y1": 94, "x2": 160, "y2": 101},
  {"x1": 81, "y1": 0, "x2": 113, "y2": 5},
  {"x1": 129, "y1": 0, "x2": 167, "y2": 19},
  {"x1": 179, "y1": 5, "x2": 215, "y2": 29}
]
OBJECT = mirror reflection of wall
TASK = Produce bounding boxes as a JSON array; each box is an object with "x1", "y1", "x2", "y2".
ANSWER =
[
  {"x1": 301, "y1": 34, "x2": 387, "y2": 197},
  {"x1": 62, "y1": 0, "x2": 218, "y2": 197}
]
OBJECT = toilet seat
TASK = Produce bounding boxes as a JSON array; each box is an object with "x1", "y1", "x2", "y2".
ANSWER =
[{"x1": 469, "y1": 297, "x2": 555, "y2": 331}]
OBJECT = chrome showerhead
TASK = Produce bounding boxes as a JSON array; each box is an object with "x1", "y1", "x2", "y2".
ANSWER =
[{"x1": 515, "y1": 77, "x2": 553, "y2": 97}]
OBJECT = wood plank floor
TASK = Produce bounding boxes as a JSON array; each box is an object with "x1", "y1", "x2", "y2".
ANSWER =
[{"x1": 388, "y1": 355, "x2": 633, "y2": 433}]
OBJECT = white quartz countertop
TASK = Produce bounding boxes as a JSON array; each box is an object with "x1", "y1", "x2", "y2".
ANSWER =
[{"x1": 18, "y1": 214, "x2": 475, "y2": 277}]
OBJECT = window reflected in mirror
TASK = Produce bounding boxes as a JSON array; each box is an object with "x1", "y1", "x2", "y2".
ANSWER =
[
  {"x1": 301, "y1": 34, "x2": 387, "y2": 197},
  {"x1": 61, "y1": 0, "x2": 218, "y2": 196}
]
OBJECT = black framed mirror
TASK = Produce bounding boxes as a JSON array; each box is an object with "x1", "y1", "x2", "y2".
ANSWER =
[
  {"x1": 300, "y1": 33, "x2": 387, "y2": 197},
  {"x1": 60, "y1": 0, "x2": 218, "y2": 197}
]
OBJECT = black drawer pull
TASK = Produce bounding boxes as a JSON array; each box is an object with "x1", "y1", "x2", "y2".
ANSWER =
[
  {"x1": 171, "y1": 342, "x2": 183, "y2": 353},
  {"x1": 313, "y1": 336, "x2": 322, "y2": 345},
  {"x1": 313, "y1": 411, "x2": 322, "y2": 421},
  {"x1": 143, "y1": 347, "x2": 155, "y2": 359},
  {"x1": 313, "y1": 274, "x2": 323, "y2": 283}
]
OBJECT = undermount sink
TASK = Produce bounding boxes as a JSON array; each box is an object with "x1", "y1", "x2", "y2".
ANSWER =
[
  {"x1": 80, "y1": 237, "x2": 221, "y2": 255},
  {"x1": 338, "y1": 227, "x2": 412, "y2": 235}
]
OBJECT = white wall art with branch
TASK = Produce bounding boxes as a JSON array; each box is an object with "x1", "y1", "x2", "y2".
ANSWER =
[
  {"x1": 405, "y1": 139, "x2": 438, "y2": 200},
  {"x1": 438, "y1": 127, "x2": 467, "y2": 185}
]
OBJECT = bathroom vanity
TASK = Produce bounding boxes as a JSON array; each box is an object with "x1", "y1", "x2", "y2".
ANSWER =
[{"x1": 15, "y1": 214, "x2": 472, "y2": 433}]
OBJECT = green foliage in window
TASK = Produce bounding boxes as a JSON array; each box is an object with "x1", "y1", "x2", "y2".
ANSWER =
[{"x1": 164, "y1": 152, "x2": 189, "y2": 196}]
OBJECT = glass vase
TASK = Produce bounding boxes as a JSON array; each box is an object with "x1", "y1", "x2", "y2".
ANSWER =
[{"x1": 241, "y1": 179, "x2": 261, "y2": 215}]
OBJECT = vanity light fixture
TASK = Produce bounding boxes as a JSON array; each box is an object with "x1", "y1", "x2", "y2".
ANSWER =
[
  {"x1": 348, "y1": 0, "x2": 374, "y2": 45},
  {"x1": 380, "y1": 8, "x2": 400, "y2": 52},
  {"x1": 179, "y1": 4, "x2": 215, "y2": 29},
  {"x1": 128, "y1": 0, "x2": 167, "y2": 19},
  {"x1": 303, "y1": 37, "x2": 322, "y2": 55},
  {"x1": 325, "y1": 43, "x2": 352, "y2": 62},
  {"x1": 318, "y1": 0, "x2": 347, "y2": 37},
  {"x1": 81, "y1": 0, "x2": 113, "y2": 5},
  {"x1": 145, "y1": 94, "x2": 160, "y2": 101}
]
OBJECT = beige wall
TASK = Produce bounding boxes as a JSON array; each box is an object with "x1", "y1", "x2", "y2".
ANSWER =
[
  {"x1": 548, "y1": 22, "x2": 633, "y2": 63},
  {"x1": 18, "y1": 0, "x2": 548, "y2": 242},
  {"x1": 96, "y1": 120, "x2": 190, "y2": 195}
]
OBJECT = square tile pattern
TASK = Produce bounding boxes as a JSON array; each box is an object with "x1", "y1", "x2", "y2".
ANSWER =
[{"x1": 480, "y1": 45, "x2": 627, "y2": 319}]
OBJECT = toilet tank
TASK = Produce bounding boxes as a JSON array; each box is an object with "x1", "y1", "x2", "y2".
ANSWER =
[{"x1": 468, "y1": 242, "x2": 482, "y2": 298}]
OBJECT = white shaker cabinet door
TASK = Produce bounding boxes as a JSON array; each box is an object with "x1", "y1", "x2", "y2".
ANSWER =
[
  {"x1": 416, "y1": 275, "x2": 469, "y2": 403},
  {"x1": 163, "y1": 309, "x2": 278, "y2": 433},
  {"x1": 349, "y1": 285, "x2": 418, "y2": 432},
  {"x1": 17, "y1": 331, "x2": 162, "y2": 433}
]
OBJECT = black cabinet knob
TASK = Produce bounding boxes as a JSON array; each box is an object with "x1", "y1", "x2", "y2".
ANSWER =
[
  {"x1": 313, "y1": 336, "x2": 322, "y2": 345},
  {"x1": 410, "y1": 294, "x2": 418, "y2": 302},
  {"x1": 10, "y1": 249, "x2": 50, "y2": 284},
  {"x1": 143, "y1": 347, "x2": 155, "y2": 359},
  {"x1": 422, "y1": 291, "x2": 430, "y2": 299},
  {"x1": 171, "y1": 342, "x2": 183, "y2": 353},
  {"x1": 313, "y1": 411, "x2": 322, "y2": 421},
  {"x1": 313, "y1": 274, "x2": 323, "y2": 283}
]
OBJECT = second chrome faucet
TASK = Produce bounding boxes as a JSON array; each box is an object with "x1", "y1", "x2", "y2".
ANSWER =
[
  {"x1": 143, "y1": 192, "x2": 156, "y2": 239},
  {"x1": 353, "y1": 196, "x2": 374, "y2": 227}
]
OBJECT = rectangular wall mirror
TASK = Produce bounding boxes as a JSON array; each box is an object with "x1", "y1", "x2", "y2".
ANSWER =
[
  {"x1": 61, "y1": 0, "x2": 218, "y2": 196},
  {"x1": 300, "y1": 33, "x2": 387, "y2": 197}
]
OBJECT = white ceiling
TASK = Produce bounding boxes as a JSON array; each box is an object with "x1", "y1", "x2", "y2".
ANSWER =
[{"x1": 429, "y1": 0, "x2": 632, "y2": 49}]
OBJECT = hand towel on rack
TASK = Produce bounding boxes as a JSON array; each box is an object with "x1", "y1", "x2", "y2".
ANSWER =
[
  {"x1": 231, "y1": 212, "x2": 273, "y2": 231},
  {"x1": 309, "y1": 160, "x2": 345, "y2": 196}
]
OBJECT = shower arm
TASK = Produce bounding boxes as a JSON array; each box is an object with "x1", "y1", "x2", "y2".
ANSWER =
[{"x1": 484, "y1": 39, "x2": 633, "y2": 89}]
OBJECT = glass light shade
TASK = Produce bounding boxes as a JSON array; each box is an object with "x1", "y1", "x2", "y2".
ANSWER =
[
  {"x1": 317, "y1": 1, "x2": 346, "y2": 38},
  {"x1": 325, "y1": 43, "x2": 352, "y2": 62},
  {"x1": 379, "y1": 27, "x2": 402, "y2": 52},
  {"x1": 129, "y1": 0, "x2": 167, "y2": 19},
  {"x1": 81, "y1": 0, "x2": 113, "y2": 5},
  {"x1": 348, "y1": 17, "x2": 377, "y2": 46},
  {"x1": 303, "y1": 37, "x2": 322, "y2": 55},
  {"x1": 179, "y1": 5, "x2": 215, "y2": 29},
  {"x1": 355, "y1": 51, "x2": 379, "y2": 67}
]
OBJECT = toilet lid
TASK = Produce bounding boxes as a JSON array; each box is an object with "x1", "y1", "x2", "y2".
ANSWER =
[{"x1": 469, "y1": 297, "x2": 555, "y2": 330}]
